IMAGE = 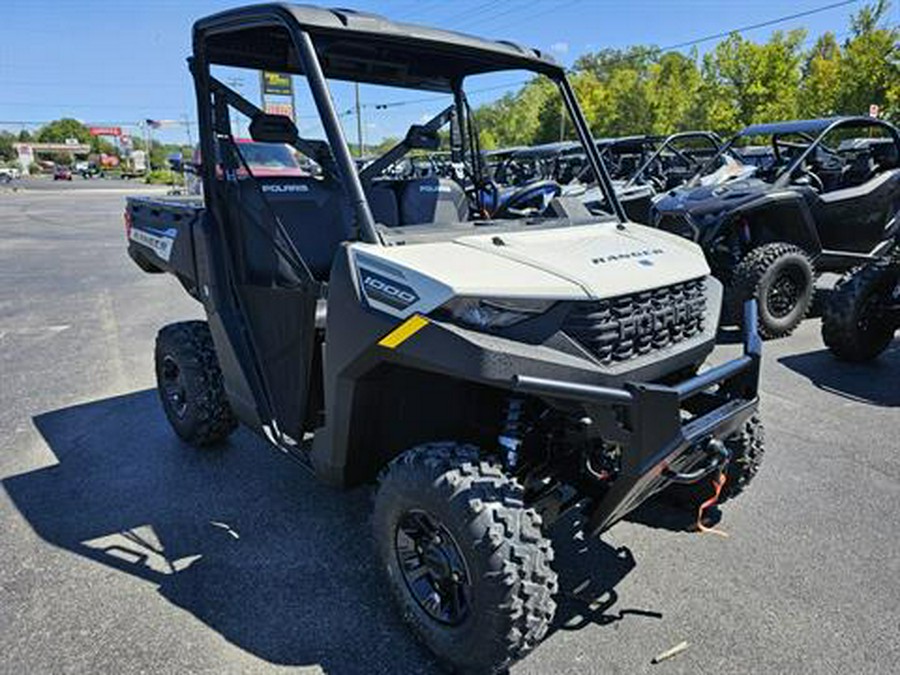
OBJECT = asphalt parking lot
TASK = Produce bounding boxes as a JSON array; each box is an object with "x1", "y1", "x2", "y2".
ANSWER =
[{"x1": 1, "y1": 185, "x2": 898, "y2": 675}]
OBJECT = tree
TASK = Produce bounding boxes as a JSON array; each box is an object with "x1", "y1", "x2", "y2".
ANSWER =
[
  {"x1": 371, "y1": 136, "x2": 400, "y2": 155},
  {"x1": 648, "y1": 51, "x2": 703, "y2": 133},
  {"x1": 699, "y1": 29, "x2": 806, "y2": 132},
  {"x1": 36, "y1": 118, "x2": 91, "y2": 144},
  {"x1": 468, "y1": 2, "x2": 898, "y2": 144},
  {"x1": 800, "y1": 32, "x2": 843, "y2": 117},
  {"x1": 836, "y1": 0, "x2": 900, "y2": 118},
  {"x1": 0, "y1": 131, "x2": 15, "y2": 162},
  {"x1": 17, "y1": 129, "x2": 32, "y2": 142}
]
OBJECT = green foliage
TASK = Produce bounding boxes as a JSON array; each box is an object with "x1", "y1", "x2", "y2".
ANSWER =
[
  {"x1": 474, "y1": 1, "x2": 900, "y2": 143},
  {"x1": 36, "y1": 118, "x2": 92, "y2": 144},
  {"x1": 145, "y1": 169, "x2": 179, "y2": 184},
  {"x1": 800, "y1": 32, "x2": 843, "y2": 117},
  {"x1": 837, "y1": 0, "x2": 900, "y2": 120},
  {"x1": 700, "y1": 29, "x2": 807, "y2": 131},
  {"x1": 0, "y1": 132, "x2": 15, "y2": 162},
  {"x1": 370, "y1": 136, "x2": 401, "y2": 155}
]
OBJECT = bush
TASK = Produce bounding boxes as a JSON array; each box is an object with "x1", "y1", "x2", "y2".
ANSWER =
[{"x1": 145, "y1": 169, "x2": 179, "y2": 185}]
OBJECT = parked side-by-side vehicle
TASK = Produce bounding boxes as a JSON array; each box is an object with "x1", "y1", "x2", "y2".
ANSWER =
[
  {"x1": 823, "y1": 233, "x2": 899, "y2": 361},
  {"x1": 126, "y1": 4, "x2": 765, "y2": 671},
  {"x1": 653, "y1": 116, "x2": 900, "y2": 338}
]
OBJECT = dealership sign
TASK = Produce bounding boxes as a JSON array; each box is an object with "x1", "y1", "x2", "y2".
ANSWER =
[
  {"x1": 264, "y1": 102, "x2": 295, "y2": 119},
  {"x1": 261, "y1": 71, "x2": 293, "y2": 96},
  {"x1": 89, "y1": 126, "x2": 122, "y2": 137}
]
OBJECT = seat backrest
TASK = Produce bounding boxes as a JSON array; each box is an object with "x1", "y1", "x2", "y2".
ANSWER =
[
  {"x1": 397, "y1": 177, "x2": 469, "y2": 226},
  {"x1": 872, "y1": 142, "x2": 899, "y2": 171},
  {"x1": 364, "y1": 181, "x2": 400, "y2": 227},
  {"x1": 241, "y1": 176, "x2": 353, "y2": 281},
  {"x1": 842, "y1": 151, "x2": 876, "y2": 188}
]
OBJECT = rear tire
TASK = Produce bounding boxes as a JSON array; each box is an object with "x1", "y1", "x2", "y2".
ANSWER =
[
  {"x1": 822, "y1": 262, "x2": 898, "y2": 362},
  {"x1": 373, "y1": 442, "x2": 557, "y2": 674},
  {"x1": 155, "y1": 321, "x2": 237, "y2": 446},
  {"x1": 729, "y1": 243, "x2": 815, "y2": 339},
  {"x1": 663, "y1": 415, "x2": 765, "y2": 510}
]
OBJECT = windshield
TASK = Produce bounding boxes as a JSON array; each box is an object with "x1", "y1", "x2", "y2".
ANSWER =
[
  {"x1": 696, "y1": 131, "x2": 815, "y2": 186},
  {"x1": 207, "y1": 51, "x2": 619, "y2": 250}
]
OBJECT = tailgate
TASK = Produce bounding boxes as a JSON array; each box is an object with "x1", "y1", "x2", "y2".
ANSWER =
[{"x1": 126, "y1": 196, "x2": 203, "y2": 283}]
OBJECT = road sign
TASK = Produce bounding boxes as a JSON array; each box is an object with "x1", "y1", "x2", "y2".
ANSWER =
[
  {"x1": 869, "y1": 104, "x2": 880, "y2": 118},
  {"x1": 261, "y1": 71, "x2": 293, "y2": 96},
  {"x1": 89, "y1": 126, "x2": 122, "y2": 137},
  {"x1": 264, "y1": 101, "x2": 295, "y2": 119}
]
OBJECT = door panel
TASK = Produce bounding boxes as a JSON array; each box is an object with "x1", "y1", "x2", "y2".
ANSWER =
[
  {"x1": 815, "y1": 170, "x2": 900, "y2": 253},
  {"x1": 211, "y1": 169, "x2": 319, "y2": 442}
]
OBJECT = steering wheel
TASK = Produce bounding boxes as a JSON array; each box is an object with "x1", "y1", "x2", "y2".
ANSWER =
[
  {"x1": 494, "y1": 179, "x2": 562, "y2": 218},
  {"x1": 795, "y1": 166, "x2": 824, "y2": 192}
]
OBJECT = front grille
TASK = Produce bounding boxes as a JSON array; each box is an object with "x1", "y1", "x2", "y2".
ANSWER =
[{"x1": 563, "y1": 278, "x2": 707, "y2": 365}]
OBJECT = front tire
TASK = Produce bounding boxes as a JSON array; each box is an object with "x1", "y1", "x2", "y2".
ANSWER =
[
  {"x1": 373, "y1": 442, "x2": 558, "y2": 674},
  {"x1": 154, "y1": 321, "x2": 237, "y2": 446},
  {"x1": 729, "y1": 243, "x2": 815, "y2": 339},
  {"x1": 663, "y1": 415, "x2": 765, "y2": 510},
  {"x1": 822, "y1": 262, "x2": 898, "y2": 362}
]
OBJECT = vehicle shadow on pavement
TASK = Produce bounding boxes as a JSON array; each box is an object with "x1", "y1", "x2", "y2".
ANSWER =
[
  {"x1": 546, "y1": 513, "x2": 663, "y2": 635},
  {"x1": 779, "y1": 343, "x2": 900, "y2": 407},
  {"x1": 3, "y1": 390, "x2": 438, "y2": 674},
  {"x1": 3, "y1": 389, "x2": 656, "y2": 673}
]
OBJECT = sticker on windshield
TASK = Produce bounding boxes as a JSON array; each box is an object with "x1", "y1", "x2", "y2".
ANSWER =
[{"x1": 130, "y1": 226, "x2": 177, "y2": 262}]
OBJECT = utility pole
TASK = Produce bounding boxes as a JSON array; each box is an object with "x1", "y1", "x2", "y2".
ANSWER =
[
  {"x1": 225, "y1": 77, "x2": 245, "y2": 137},
  {"x1": 141, "y1": 120, "x2": 152, "y2": 172},
  {"x1": 355, "y1": 81, "x2": 364, "y2": 157},
  {"x1": 559, "y1": 98, "x2": 566, "y2": 142},
  {"x1": 182, "y1": 114, "x2": 193, "y2": 148}
]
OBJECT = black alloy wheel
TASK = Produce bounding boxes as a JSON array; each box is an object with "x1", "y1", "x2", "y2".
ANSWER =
[{"x1": 395, "y1": 510, "x2": 471, "y2": 625}]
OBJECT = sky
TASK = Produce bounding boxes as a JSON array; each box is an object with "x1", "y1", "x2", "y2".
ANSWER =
[{"x1": 0, "y1": 0, "x2": 892, "y2": 145}]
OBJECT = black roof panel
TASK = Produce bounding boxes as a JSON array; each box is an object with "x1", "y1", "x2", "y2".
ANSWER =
[
  {"x1": 194, "y1": 3, "x2": 562, "y2": 90},
  {"x1": 737, "y1": 116, "x2": 880, "y2": 137}
]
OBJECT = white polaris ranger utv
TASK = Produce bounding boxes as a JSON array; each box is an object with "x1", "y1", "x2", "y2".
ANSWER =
[{"x1": 126, "y1": 5, "x2": 765, "y2": 672}]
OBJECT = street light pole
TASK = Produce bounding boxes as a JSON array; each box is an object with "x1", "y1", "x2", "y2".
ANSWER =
[
  {"x1": 355, "y1": 81, "x2": 364, "y2": 157},
  {"x1": 141, "y1": 120, "x2": 152, "y2": 172}
]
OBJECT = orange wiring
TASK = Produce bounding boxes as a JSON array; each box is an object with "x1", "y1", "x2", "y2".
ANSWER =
[{"x1": 696, "y1": 471, "x2": 729, "y2": 538}]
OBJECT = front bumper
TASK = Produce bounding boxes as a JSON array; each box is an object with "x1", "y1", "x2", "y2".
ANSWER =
[{"x1": 513, "y1": 300, "x2": 762, "y2": 534}]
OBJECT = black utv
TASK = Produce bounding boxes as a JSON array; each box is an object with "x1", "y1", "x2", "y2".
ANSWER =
[
  {"x1": 652, "y1": 117, "x2": 900, "y2": 338},
  {"x1": 823, "y1": 239, "x2": 899, "y2": 361},
  {"x1": 126, "y1": 5, "x2": 765, "y2": 672}
]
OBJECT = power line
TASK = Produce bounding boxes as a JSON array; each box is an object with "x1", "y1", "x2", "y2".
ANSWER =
[
  {"x1": 455, "y1": 0, "x2": 578, "y2": 33},
  {"x1": 341, "y1": 0, "x2": 863, "y2": 112},
  {"x1": 660, "y1": 0, "x2": 861, "y2": 52},
  {"x1": 2, "y1": 0, "x2": 866, "y2": 135}
]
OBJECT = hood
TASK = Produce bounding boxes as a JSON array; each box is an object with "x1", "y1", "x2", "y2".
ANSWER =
[
  {"x1": 654, "y1": 177, "x2": 771, "y2": 219},
  {"x1": 455, "y1": 223, "x2": 708, "y2": 298},
  {"x1": 350, "y1": 221, "x2": 709, "y2": 318}
]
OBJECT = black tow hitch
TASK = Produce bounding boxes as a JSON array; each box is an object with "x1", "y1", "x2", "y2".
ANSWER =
[{"x1": 663, "y1": 438, "x2": 730, "y2": 484}]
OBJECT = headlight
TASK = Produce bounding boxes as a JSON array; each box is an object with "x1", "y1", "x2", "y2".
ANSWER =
[{"x1": 438, "y1": 297, "x2": 556, "y2": 329}]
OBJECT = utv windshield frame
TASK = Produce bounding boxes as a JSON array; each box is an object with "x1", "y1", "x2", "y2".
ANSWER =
[
  {"x1": 190, "y1": 2, "x2": 626, "y2": 248},
  {"x1": 692, "y1": 116, "x2": 900, "y2": 188}
]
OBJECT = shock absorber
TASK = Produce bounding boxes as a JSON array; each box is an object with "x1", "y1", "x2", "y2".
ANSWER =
[{"x1": 498, "y1": 398, "x2": 525, "y2": 471}]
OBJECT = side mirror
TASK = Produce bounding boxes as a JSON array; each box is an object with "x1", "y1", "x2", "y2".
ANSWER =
[
  {"x1": 249, "y1": 113, "x2": 298, "y2": 144},
  {"x1": 405, "y1": 125, "x2": 441, "y2": 151}
]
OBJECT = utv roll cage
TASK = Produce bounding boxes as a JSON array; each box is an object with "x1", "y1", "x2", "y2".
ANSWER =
[
  {"x1": 691, "y1": 116, "x2": 900, "y2": 188},
  {"x1": 624, "y1": 130, "x2": 722, "y2": 188},
  {"x1": 191, "y1": 2, "x2": 628, "y2": 240}
]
